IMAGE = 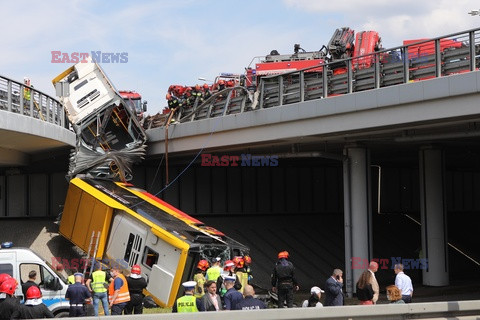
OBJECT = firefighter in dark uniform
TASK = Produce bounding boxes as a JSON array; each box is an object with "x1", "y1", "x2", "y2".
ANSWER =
[
  {"x1": 271, "y1": 251, "x2": 299, "y2": 308},
  {"x1": 11, "y1": 285, "x2": 54, "y2": 319},
  {"x1": 65, "y1": 273, "x2": 91, "y2": 317},
  {"x1": 202, "y1": 83, "x2": 212, "y2": 100},
  {"x1": 172, "y1": 281, "x2": 204, "y2": 313},
  {"x1": 191, "y1": 84, "x2": 203, "y2": 105},
  {"x1": 0, "y1": 278, "x2": 20, "y2": 319},
  {"x1": 124, "y1": 265, "x2": 148, "y2": 314},
  {"x1": 166, "y1": 93, "x2": 182, "y2": 123}
]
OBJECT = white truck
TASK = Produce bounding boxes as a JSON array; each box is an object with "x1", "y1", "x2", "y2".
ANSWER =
[{"x1": 0, "y1": 246, "x2": 70, "y2": 317}]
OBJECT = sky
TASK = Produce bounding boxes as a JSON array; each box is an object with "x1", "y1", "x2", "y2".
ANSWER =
[{"x1": 1, "y1": 0, "x2": 479, "y2": 115}]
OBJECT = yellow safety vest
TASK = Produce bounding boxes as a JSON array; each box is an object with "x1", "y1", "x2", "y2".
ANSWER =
[
  {"x1": 176, "y1": 295, "x2": 198, "y2": 313},
  {"x1": 23, "y1": 87, "x2": 31, "y2": 101},
  {"x1": 236, "y1": 271, "x2": 249, "y2": 294},
  {"x1": 206, "y1": 265, "x2": 221, "y2": 282},
  {"x1": 68, "y1": 275, "x2": 75, "y2": 284},
  {"x1": 108, "y1": 274, "x2": 130, "y2": 304},
  {"x1": 91, "y1": 270, "x2": 107, "y2": 293},
  {"x1": 193, "y1": 273, "x2": 206, "y2": 298}
]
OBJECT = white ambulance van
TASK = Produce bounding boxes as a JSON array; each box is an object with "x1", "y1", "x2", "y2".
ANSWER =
[{"x1": 0, "y1": 245, "x2": 70, "y2": 317}]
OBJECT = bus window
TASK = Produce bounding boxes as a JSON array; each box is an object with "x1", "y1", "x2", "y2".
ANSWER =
[{"x1": 142, "y1": 246, "x2": 159, "y2": 269}]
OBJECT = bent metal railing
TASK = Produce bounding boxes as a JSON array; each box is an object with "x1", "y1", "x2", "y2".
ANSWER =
[
  {"x1": 175, "y1": 27, "x2": 480, "y2": 125},
  {"x1": 0, "y1": 74, "x2": 68, "y2": 128}
]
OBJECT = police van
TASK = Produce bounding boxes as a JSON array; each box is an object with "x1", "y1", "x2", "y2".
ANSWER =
[{"x1": 0, "y1": 244, "x2": 70, "y2": 317}]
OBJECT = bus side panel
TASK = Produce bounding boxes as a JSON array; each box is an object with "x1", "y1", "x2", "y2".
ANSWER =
[
  {"x1": 71, "y1": 192, "x2": 96, "y2": 250},
  {"x1": 59, "y1": 184, "x2": 83, "y2": 239}
]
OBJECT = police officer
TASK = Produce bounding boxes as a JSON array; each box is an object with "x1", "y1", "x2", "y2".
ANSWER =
[
  {"x1": 12, "y1": 285, "x2": 54, "y2": 319},
  {"x1": 65, "y1": 273, "x2": 91, "y2": 317},
  {"x1": 108, "y1": 266, "x2": 130, "y2": 315},
  {"x1": 124, "y1": 265, "x2": 147, "y2": 314},
  {"x1": 0, "y1": 278, "x2": 20, "y2": 319},
  {"x1": 172, "y1": 281, "x2": 204, "y2": 313},
  {"x1": 235, "y1": 285, "x2": 266, "y2": 310},
  {"x1": 271, "y1": 251, "x2": 298, "y2": 308},
  {"x1": 86, "y1": 263, "x2": 110, "y2": 316},
  {"x1": 223, "y1": 275, "x2": 243, "y2": 310}
]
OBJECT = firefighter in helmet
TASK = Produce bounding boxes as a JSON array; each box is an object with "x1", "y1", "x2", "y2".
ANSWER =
[
  {"x1": 193, "y1": 260, "x2": 209, "y2": 298},
  {"x1": 271, "y1": 251, "x2": 299, "y2": 308},
  {"x1": 233, "y1": 256, "x2": 248, "y2": 294}
]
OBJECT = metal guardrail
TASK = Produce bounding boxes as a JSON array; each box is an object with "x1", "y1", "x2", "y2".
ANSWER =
[
  {"x1": 0, "y1": 74, "x2": 68, "y2": 128},
  {"x1": 62, "y1": 300, "x2": 480, "y2": 320},
  {"x1": 176, "y1": 27, "x2": 480, "y2": 125}
]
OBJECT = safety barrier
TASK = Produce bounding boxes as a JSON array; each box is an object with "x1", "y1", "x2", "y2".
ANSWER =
[
  {"x1": 62, "y1": 300, "x2": 480, "y2": 320},
  {"x1": 176, "y1": 27, "x2": 480, "y2": 125},
  {"x1": 0, "y1": 74, "x2": 68, "y2": 128}
]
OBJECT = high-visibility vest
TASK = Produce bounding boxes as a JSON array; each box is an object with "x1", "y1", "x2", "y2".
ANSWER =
[
  {"x1": 91, "y1": 270, "x2": 107, "y2": 293},
  {"x1": 23, "y1": 87, "x2": 31, "y2": 101},
  {"x1": 68, "y1": 275, "x2": 75, "y2": 284},
  {"x1": 108, "y1": 274, "x2": 130, "y2": 304},
  {"x1": 193, "y1": 273, "x2": 206, "y2": 298},
  {"x1": 176, "y1": 295, "x2": 198, "y2": 313},
  {"x1": 236, "y1": 271, "x2": 248, "y2": 294},
  {"x1": 206, "y1": 265, "x2": 221, "y2": 282}
]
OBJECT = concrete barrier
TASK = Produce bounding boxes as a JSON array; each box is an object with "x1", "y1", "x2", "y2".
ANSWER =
[{"x1": 65, "y1": 300, "x2": 480, "y2": 320}]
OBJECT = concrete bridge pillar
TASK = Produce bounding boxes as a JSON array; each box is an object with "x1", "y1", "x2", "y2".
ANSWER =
[
  {"x1": 343, "y1": 145, "x2": 372, "y2": 297},
  {"x1": 419, "y1": 147, "x2": 449, "y2": 286}
]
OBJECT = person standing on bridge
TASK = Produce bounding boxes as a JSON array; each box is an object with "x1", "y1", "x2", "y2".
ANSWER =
[
  {"x1": 394, "y1": 264, "x2": 413, "y2": 303},
  {"x1": 271, "y1": 251, "x2": 298, "y2": 308}
]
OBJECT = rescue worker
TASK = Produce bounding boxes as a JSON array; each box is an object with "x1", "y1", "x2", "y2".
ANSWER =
[
  {"x1": 108, "y1": 266, "x2": 130, "y2": 315},
  {"x1": 21, "y1": 270, "x2": 41, "y2": 301},
  {"x1": 166, "y1": 93, "x2": 181, "y2": 124},
  {"x1": 0, "y1": 273, "x2": 12, "y2": 286},
  {"x1": 223, "y1": 275, "x2": 243, "y2": 310},
  {"x1": 124, "y1": 264, "x2": 148, "y2": 315},
  {"x1": 202, "y1": 83, "x2": 212, "y2": 100},
  {"x1": 233, "y1": 256, "x2": 248, "y2": 294},
  {"x1": 193, "y1": 260, "x2": 209, "y2": 299},
  {"x1": 206, "y1": 257, "x2": 222, "y2": 282},
  {"x1": 183, "y1": 87, "x2": 194, "y2": 108},
  {"x1": 243, "y1": 255, "x2": 253, "y2": 283},
  {"x1": 11, "y1": 285, "x2": 54, "y2": 319},
  {"x1": 68, "y1": 268, "x2": 78, "y2": 285},
  {"x1": 271, "y1": 251, "x2": 299, "y2": 308},
  {"x1": 191, "y1": 84, "x2": 203, "y2": 104},
  {"x1": 217, "y1": 79, "x2": 226, "y2": 91},
  {"x1": 216, "y1": 260, "x2": 242, "y2": 297},
  {"x1": 172, "y1": 281, "x2": 204, "y2": 313},
  {"x1": 86, "y1": 263, "x2": 110, "y2": 316},
  {"x1": 65, "y1": 273, "x2": 91, "y2": 317},
  {"x1": 23, "y1": 77, "x2": 31, "y2": 101},
  {"x1": 0, "y1": 278, "x2": 20, "y2": 319}
]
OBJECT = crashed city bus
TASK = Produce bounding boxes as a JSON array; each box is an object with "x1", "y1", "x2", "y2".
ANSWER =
[{"x1": 59, "y1": 177, "x2": 248, "y2": 307}]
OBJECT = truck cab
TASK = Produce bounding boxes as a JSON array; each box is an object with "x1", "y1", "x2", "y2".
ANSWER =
[{"x1": 0, "y1": 246, "x2": 70, "y2": 317}]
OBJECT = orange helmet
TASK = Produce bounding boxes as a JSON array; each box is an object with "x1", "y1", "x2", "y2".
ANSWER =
[
  {"x1": 278, "y1": 251, "x2": 289, "y2": 259},
  {"x1": 0, "y1": 273, "x2": 12, "y2": 286},
  {"x1": 26, "y1": 285, "x2": 41, "y2": 299},
  {"x1": 197, "y1": 260, "x2": 210, "y2": 271},
  {"x1": 203, "y1": 83, "x2": 209, "y2": 89},
  {"x1": 195, "y1": 84, "x2": 200, "y2": 90},
  {"x1": 0, "y1": 278, "x2": 17, "y2": 295},
  {"x1": 218, "y1": 79, "x2": 225, "y2": 85},
  {"x1": 166, "y1": 93, "x2": 171, "y2": 100},
  {"x1": 223, "y1": 260, "x2": 234, "y2": 270},
  {"x1": 243, "y1": 255, "x2": 252, "y2": 265},
  {"x1": 131, "y1": 265, "x2": 141, "y2": 275},
  {"x1": 232, "y1": 256, "x2": 244, "y2": 268}
]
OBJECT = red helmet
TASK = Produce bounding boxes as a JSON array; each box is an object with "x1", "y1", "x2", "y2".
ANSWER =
[
  {"x1": 218, "y1": 79, "x2": 225, "y2": 85},
  {"x1": 232, "y1": 256, "x2": 244, "y2": 268},
  {"x1": 131, "y1": 265, "x2": 141, "y2": 275},
  {"x1": 195, "y1": 84, "x2": 200, "y2": 90},
  {"x1": 26, "y1": 285, "x2": 42, "y2": 299},
  {"x1": 197, "y1": 260, "x2": 210, "y2": 271},
  {"x1": 0, "y1": 273, "x2": 12, "y2": 286},
  {"x1": 243, "y1": 255, "x2": 252, "y2": 265},
  {"x1": 278, "y1": 251, "x2": 289, "y2": 259},
  {"x1": 0, "y1": 278, "x2": 17, "y2": 295},
  {"x1": 166, "y1": 93, "x2": 171, "y2": 100},
  {"x1": 223, "y1": 260, "x2": 234, "y2": 270},
  {"x1": 203, "y1": 83, "x2": 209, "y2": 89}
]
